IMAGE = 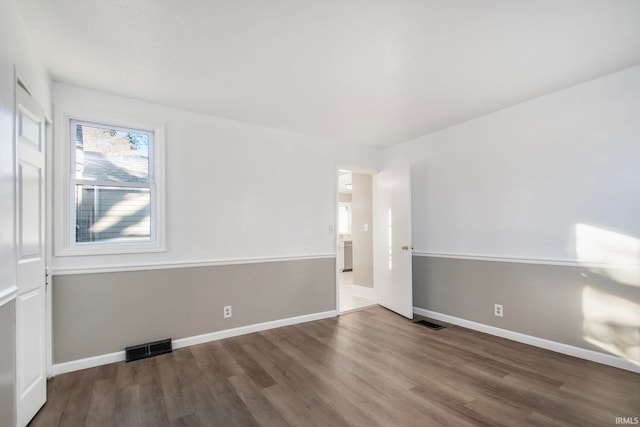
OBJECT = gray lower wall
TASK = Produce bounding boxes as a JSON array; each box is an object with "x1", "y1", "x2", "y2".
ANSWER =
[
  {"x1": 413, "y1": 255, "x2": 640, "y2": 362},
  {"x1": 53, "y1": 258, "x2": 335, "y2": 363},
  {"x1": 0, "y1": 301, "x2": 15, "y2": 427}
]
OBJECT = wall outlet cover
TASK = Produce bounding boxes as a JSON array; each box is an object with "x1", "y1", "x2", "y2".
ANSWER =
[{"x1": 224, "y1": 305, "x2": 232, "y2": 318}]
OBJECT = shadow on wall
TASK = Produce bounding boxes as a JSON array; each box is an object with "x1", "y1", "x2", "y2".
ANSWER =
[{"x1": 576, "y1": 223, "x2": 640, "y2": 366}]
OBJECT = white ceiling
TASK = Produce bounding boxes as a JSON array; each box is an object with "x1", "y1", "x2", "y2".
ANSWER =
[{"x1": 16, "y1": 0, "x2": 640, "y2": 147}]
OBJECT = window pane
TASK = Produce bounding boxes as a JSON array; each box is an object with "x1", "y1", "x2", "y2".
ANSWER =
[
  {"x1": 338, "y1": 205, "x2": 351, "y2": 234},
  {"x1": 74, "y1": 122, "x2": 150, "y2": 183},
  {"x1": 76, "y1": 185, "x2": 151, "y2": 243}
]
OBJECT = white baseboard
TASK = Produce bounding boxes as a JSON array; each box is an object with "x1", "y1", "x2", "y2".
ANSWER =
[
  {"x1": 52, "y1": 310, "x2": 338, "y2": 376},
  {"x1": 414, "y1": 307, "x2": 640, "y2": 374},
  {"x1": 351, "y1": 284, "x2": 375, "y2": 300},
  {"x1": 52, "y1": 350, "x2": 125, "y2": 376},
  {"x1": 172, "y1": 310, "x2": 337, "y2": 349}
]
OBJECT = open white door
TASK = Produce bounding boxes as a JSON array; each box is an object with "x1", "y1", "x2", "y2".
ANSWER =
[
  {"x1": 15, "y1": 82, "x2": 47, "y2": 426},
  {"x1": 373, "y1": 162, "x2": 413, "y2": 318}
]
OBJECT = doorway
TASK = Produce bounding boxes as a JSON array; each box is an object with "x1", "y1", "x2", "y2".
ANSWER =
[{"x1": 337, "y1": 170, "x2": 376, "y2": 313}]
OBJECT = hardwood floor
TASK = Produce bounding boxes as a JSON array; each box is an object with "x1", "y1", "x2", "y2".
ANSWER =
[{"x1": 30, "y1": 306, "x2": 639, "y2": 426}]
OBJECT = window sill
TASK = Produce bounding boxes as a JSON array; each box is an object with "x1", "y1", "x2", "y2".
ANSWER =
[{"x1": 56, "y1": 241, "x2": 166, "y2": 257}]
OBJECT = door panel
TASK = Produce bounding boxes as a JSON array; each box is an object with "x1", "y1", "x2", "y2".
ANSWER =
[
  {"x1": 15, "y1": 83, "x2": 46, "y2": 427},
  {"x1": 16, "y1": 290, "x2": 45, "y2": 395},
  {"x1": 18, "y1": 109, "x2": 42, "y2": 150},
  {"x1": 18, "y1": 163, "x2": 42, "y2": 259},
  {"x1": 373, "y1": 162, "x2": 413, "y2": 318}
]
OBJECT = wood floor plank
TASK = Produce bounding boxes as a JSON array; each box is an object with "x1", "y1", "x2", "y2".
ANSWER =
[
  {"x1": 156, "y1": 353, "x2": 196, "y2": 421},
  {"x1": 244, "y1": 336, "x2": 383, "y2": 426},
  {"x1": 115, "y1": 359, "x2": 137, "y2": 390},
  {"x1": 181, "y1": 380, "x2": 226, "y2": 426},
  {"x1": 139, "y1": 398, "x2": 171, "y2": 427},
  {"x1": 85, "y1": 378, "x2": 117, "y2": 427},
  {"x1": 94, "y1": 362, "x2": 119, "y2": 382},
  {"x1": 162, "y1": 389, "x2": 195, "y2": 423},
  {"x1": 206, "y1": 340, "x2": 245, "y2": 377},
  {"x1": 56, "y1": 367, "x2": 97, "y2": 426},
  {"x1": 174, "y1": 352, "x2": 206, "y2": 390},
  {"x1": 223, "y1": 337, "x2": 277, "y2": 388},
  {"x1": 170, "y1": 412, "x2": 201, "y2": 427},
  {"x1": 228, "y1": 374, "x2": 289, "y2": 427},
  {"x1": 114, "y1": 384, "x2": 141, "y2": 426},
  {"x1": 29, "y1": 372, "x2": 77, "y2": 427},
  {"x1": 258, "y1": 330, "x2": 388, "y2": 427},
  {"x1": 463, "y1": 394, "x2": 534, "y2": 426},
  {"x1": 262, "y1": 384, "x2": 348, "y2": 427},
  {"x1": 201, "y1": 371, "x2": 258, "y2": 426},
  {"x1": 30, "y1": 306, "x2": 640, "y2": 427},
  {"x1": 524, "y1": 411, "x2": 573, "y2": 427},
  {"x1": 260, "y1": 327, "x2": 442, "y2": 426},
  {"x1": 408, "y1": 384, "x2": 499, "y2": 427}
]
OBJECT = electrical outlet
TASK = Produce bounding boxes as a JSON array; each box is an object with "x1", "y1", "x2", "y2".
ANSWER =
[
  {"x1": 223, "y1": 305, "x2": 232, "y2": 319},
  {"x1": 494, "y1": 304, "x2": 503, "y2": 317}
]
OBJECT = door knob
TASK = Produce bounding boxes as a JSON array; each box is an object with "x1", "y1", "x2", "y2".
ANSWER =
[{"x1": 401, "y1": 245, "x2": 413, "y2": 251}]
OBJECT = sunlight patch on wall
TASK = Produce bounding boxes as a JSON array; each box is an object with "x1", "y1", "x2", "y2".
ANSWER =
[
  {"x1": 575, "y1": 223, "x2": 640, "y2": 287},
  {"x1": 582, "y1": 286, "x2": 640, "y2": 364}
]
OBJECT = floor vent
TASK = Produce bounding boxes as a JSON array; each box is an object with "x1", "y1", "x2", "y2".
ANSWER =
[
  {"x1": 125, "y1": 338, "x2": 172, "y2": 362},
  {"x1": 414, "y1": 320, "x2": 445, "y2": 330}
]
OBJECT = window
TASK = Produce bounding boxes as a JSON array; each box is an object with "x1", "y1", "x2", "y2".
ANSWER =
[
  {"x1": 338, "y1": 203, "x2": 351, "y2": 234},
  {"x1": 72, "y1": 120, "x2": 154, "y2": 243},
  {"x1": 55, "y1": 108, "x2": 164, "y2": 255}
]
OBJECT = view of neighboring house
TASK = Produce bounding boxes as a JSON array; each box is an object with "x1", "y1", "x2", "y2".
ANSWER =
[{"x1": 74, "y1": 123, "x2": 151, "y2": 243}]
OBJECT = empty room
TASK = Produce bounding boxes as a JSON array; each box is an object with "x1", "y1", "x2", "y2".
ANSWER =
[{"x1": 1, "y1": 0, "x2": 639, "y2": 426}]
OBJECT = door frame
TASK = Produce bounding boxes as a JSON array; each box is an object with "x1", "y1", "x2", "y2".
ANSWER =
[{"x1": 44, "y1": 119, "x2": 52, "y2": 379}]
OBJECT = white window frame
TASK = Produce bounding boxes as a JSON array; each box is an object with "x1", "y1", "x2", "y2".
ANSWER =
[{"x1": 54, "y1": 106, "x2": 165, "y2": 256}]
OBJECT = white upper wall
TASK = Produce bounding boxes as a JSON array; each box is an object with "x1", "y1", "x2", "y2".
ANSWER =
[
  {"x1": 390, "y1": 65, "x2": 640, "y2": 263},
  {"x1": 0, "y1": 0, "x2": 50, "y2": 296},
  {"x1": 51, "y1": 83, "x2": 382, "y2": 272},
  {"x1": 50, "y1": 62, "x2": 640, "y2": 270}
]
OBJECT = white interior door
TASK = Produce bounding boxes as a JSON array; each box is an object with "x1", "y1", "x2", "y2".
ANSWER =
[
  {"x1": 15, "y1": 83, "x2": 47, "y2": 427},
  {"x1": 373, "y1": 162, "x2": 413, "y2": 318}
]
